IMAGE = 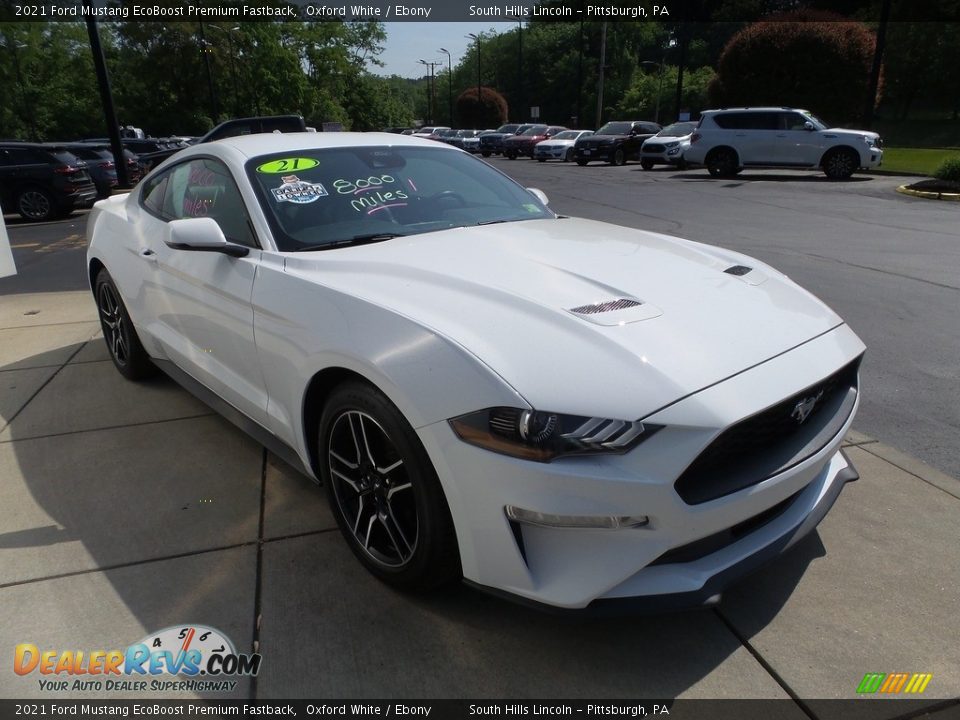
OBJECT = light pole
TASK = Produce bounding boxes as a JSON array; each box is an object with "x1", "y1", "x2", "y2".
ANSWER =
[
  {"x1": 438, "y1": 48, "x2": 453, "y2": 126},
  {"x1": 208, "y1": 25, "x2": 241, "y2": 118},
  {"x1": 465, "y1": 33, "x2": 481, "y2": 115},
  {"x1": 505, "y1": 16, "x2": 523, "y2": 122},
  {"x1": 418, "y1": 59, "x2": 439, "y2": 125},
  {"x1": 197, "y1": 21, "x2": 218, "y2": 121}
]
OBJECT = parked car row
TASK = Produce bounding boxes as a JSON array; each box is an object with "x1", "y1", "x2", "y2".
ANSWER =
[{"x1": 466, "y1": 108, "x2": 883, "y2": 180}]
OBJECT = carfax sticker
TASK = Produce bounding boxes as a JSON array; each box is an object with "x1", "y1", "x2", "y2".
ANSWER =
[
  {"x1": 256, "y1": 157, "x2": 320, "y2": 174},
  {"x1": 271, "y1": 175, "x2": 327, "y2": 204}
]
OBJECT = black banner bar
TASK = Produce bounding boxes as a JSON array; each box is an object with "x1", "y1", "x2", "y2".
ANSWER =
[
  {"x1": 0, "y1": 699, "x2": 957, "y2": 720},
  {"x1": 1, "y1": 0, "x2": 959, "y2": 23}
]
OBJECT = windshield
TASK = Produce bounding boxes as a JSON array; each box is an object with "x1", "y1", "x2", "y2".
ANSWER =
[
  {"x1": 803, "y1": 112, "x2": 828, "y2": 130},
  {"x1": 657, "y1": 122, "x2": 697, "y2": 137},
  {"x1": 496, "y1": 124, "x2": 520, "y2": 133},
  {"x1": 247, "y1": 146, "x2": 555, "y2": 252},
  {"x1": 521, "y1": 125, "x2": 548, "y2": 136},
  {"x1": 596, "y1": 122, "x2": 633, "y2": 136},
  {"x1": 552, "y1": 131, "x2": 583, "y2": 140}
]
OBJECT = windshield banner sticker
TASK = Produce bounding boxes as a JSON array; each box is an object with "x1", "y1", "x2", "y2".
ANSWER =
[
  {"x1": 271, "y1": 175, "x2": 327, "y2": 204},
  {"x1": 256, "y1": 157, "x2": 320, "y2": 174}
]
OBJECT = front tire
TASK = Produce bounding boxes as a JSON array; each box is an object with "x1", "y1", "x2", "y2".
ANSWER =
[
  {"x1": 611, "y1": 147, "x2": 626, "y2": 166},
  {"x1": 94, "y1": 268, "x2": 156, "y2": 380},
  {"x1": 576, "y1": 159, "x2": 589, "y2": 166},
  {"x1": 707, "y1": 148, "x2": 739, "y2": 177},
  {"x1": 823, "y1": 148, "x2": 858, "y2": 179},
  {"x1": 320, "y1": 382, "x2": 460, "y2": 592},
  {"x1": 564, "y1": 148, "x2": 574, "y2": 163},
  {"x1": 481, "y1": 151, "x2": 491, "y2": 158},
  {"x1": 640, "y1": 159, "x2": 655, "y2": 170}
]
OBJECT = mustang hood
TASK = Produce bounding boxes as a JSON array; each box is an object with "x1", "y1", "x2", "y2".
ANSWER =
[{"x1": 284, "y1": 218, "x2": 843, "y2": 420}]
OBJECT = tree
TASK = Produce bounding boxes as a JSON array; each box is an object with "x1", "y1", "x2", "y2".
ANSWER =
[
  {"x1": 709, "y1": 10, "x2": 877, "y2": 124},
  {"x1": 455, "y1": 87, "x2": 508, "y2": 128}
]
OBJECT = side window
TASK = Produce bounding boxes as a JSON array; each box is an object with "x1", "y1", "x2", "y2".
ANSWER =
[
  {"x1": 713, "y1": 113, "x2": 745, "y2": 129},
  {"x1": 783, "y1": 112, "x2": 810, "y2": 130},
  {"x1": 141, "y1": 171, "x2": 171, "y2": 217},
  {"x1": 163, "y1": 158, "x2": 257, "y2": 248}
]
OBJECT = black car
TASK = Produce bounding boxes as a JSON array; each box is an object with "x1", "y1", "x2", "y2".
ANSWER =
[
  {"x1": 478, "y1": 123, "x2": 529, "y2": 157},
  {"x1": 574, "y1": 120, "x2": 662, "y2": 166},
  {"x1": 135, "y1": 115, "x2": 309, "y2": 172},
  {"x1": 0, "y1": 142, "x2": 97, "y2": 221},
  {"x1": 66, "y1": 144, "x2": 144, "y2": 196}
]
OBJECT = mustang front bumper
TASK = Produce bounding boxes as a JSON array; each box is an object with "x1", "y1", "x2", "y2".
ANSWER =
[{"x1": 416, "y1": 324, "x2": 864, "y2": 611}]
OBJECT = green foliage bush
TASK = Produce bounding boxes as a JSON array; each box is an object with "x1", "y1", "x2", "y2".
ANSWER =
[
  {"x1": 933, "y1": 156, "x2": 960, "y2": 182},
  {"x1": 710, "y1": 10, "x2": 877, "y2": 124}
]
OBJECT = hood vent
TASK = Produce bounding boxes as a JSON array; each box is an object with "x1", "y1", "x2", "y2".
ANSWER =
[
  {"x1": 569, "y1": 298, "x2": 643, "y2": 315},
  {"x1": 724, "y1": 265, "x2": 753, "y2": 276}
]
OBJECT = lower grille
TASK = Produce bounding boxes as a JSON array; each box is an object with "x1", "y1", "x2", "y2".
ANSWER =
[
  {"x1": 650, "y1": 487, "x2": 804, "y2": 566},
  {"x1": 675, "y1": 357, "x2": 861, "y2": 505},
  {"x1": 644, "y1": 144, "x2": 665, "y2": 153}
]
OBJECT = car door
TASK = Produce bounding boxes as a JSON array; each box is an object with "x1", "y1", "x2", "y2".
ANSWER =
[
  {"x1": 774, "y1": 111, "x2": 823, "y2": 166},
  {"x1": 138, "y1": 157, "x2": 269, "y2": 426}
]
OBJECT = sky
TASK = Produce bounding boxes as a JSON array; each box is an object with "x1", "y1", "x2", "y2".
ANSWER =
[{"x1": 371, "y1": 22, "x2": 518, "y2": 78}]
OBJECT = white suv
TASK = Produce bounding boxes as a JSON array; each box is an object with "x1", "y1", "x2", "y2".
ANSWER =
[{"x1": 684, "y1": 107, "x2": 883, "y2": 179}]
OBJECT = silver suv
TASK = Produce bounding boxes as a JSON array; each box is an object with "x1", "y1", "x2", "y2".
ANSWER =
[{"x1": 684, "y1": 107, "x2": 883, "y2": 179}]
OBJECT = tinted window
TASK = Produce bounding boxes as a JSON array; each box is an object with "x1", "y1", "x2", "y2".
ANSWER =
[
  {"x1": 2, "y1": 148, "x2": 47, "y2": 164},
  {"x1": 713, "y1": 112, "x2": 779, "y2": 130},
  {"x1": 247, "y1": 146, "x2": 554, "y2": 252},
  {"x1": 521, "y1": 125, "x2": 549, "y2": 136},
  {"x1": 163, "y1": 158, "x2": 256, "y2": 247},
  {"x1": 596, "y1": 122, "x2": 633, "y2": 135}
]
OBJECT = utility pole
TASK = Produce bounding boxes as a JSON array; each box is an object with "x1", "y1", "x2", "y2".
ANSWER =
[
  {"x1": 82, "y1": 5, "x2": 129, "y2": 187},
  {"x1": 576, "y1": 20, "x2": 584, "y2": 127},
  {"x1": 595, "y1": 22, "x2": 607, "y2": 130},
  {"x1": 863, "y1": 0, "x2": 891, "y2": 127}
]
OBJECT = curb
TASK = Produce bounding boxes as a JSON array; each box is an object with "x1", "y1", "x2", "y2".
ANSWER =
[
  {"x1": 843, "y1": 430, "x2": 960, "y2": 500},
  {"x1": 896, "y1": 184, "x2": 960, "y2": 201}
]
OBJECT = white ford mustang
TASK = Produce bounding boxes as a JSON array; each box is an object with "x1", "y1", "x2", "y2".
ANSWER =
[{"x1": 86, "y1": 132, "x2": 864, "y2": 611}]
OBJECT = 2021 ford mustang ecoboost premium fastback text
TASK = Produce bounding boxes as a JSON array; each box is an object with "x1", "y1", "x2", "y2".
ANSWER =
[{"x1": 86, "y1": 132, "x2": 864, "y2": 611}]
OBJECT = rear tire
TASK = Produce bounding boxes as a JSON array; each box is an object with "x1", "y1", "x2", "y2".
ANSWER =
[
  {"x1": 823, "y1": 148, "x2": 858, "y2": 179},
  {"x1": 94, "y1": 268, "x2": 156, "y2": 381},
  {"x1": 16, "y1": 187, "x2": 59, "y2": 222},
  {"x1": 319, "y1": 381, "x2": 460, "y2": 592},
  {"x1": 537, "y1": 157, "x2": 546, "y2": 163}
]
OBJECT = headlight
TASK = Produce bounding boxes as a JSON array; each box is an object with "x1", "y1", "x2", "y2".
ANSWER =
[
  {"x1": 665, "y1": 141, "x2": 679, "y2": 148},
  {"x1": 449, "y1": 407, "x2": 662, "y2": 462}
]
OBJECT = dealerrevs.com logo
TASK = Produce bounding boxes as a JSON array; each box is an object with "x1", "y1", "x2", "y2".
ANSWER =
[{"x1": 14, "y1": 625, "x2": 261, "y2": 693}]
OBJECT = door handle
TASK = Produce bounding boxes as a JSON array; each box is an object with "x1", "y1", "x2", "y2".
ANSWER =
[{"x1": 139, "y1": 248, "x2": 158, "y2": 263}]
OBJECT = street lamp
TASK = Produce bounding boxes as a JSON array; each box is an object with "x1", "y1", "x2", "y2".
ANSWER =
[
  {"x1": 208, "y1": 25, "x2": 242, "y2": 118},
  {"x1": 418, "y1": 59, "x2": 439, "y2": 125},
  {"x1": 465, "y1": 33, "x2": 481, "y2": 113},
  {"x1": 505, "y1": 16, "x2": 523, "y2": 122},
  {"x1": 438, "y1": 48, "x2": 453, "y2": 127}
]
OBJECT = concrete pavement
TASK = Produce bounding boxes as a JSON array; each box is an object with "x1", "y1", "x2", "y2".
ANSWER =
[{"x1": 0, "y1": 289, "x2": 957, "y2": 715}]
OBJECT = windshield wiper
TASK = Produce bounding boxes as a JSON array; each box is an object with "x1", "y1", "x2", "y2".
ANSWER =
[
  {"x1": 311, "y1": 232, "x2": 405, "y2": 251},
  {"x1": 477, "y1": 219, "x2": 511, "y2": 226}
]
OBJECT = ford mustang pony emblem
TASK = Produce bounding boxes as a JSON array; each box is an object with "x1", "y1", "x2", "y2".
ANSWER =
[{"x1": 791, "y1": 390, "x2": 825, "y2": 424}]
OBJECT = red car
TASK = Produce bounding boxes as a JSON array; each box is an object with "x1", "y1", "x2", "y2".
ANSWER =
[{"x1": 502, "y1": 125, "x2": 567, "y2": 159}]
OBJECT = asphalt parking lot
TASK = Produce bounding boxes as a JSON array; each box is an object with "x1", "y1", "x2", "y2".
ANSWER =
[{"x1": 1, "y1": 167, "x2": 958, "y2": 714}]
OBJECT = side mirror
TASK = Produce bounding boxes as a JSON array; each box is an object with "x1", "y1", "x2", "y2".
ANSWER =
[
  {"x1": 527, "y1": 188, "x2": 549, "y2": 206},
  {"x1": 165, "y1": 217, "x2": 249, "y2": 258},
  {"x1": 803, "y1": 121, "x2": 816, "y2": 131}
]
